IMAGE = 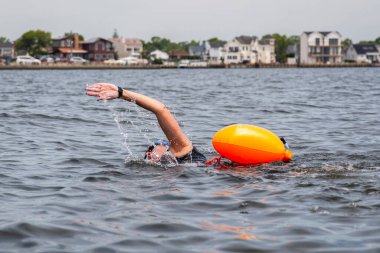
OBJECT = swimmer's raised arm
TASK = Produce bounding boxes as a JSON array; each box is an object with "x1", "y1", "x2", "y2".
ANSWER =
[{"x1": 86, "y1": 83, "x2": 192, "y2": 157}]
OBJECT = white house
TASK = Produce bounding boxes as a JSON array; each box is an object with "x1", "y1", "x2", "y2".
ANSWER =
[
  {"x1": 300, "y1": 31, "x2": 342, "y2": 64},
  {"x1": 0, "y1": 41, "x2": 13, "y2": 58},
  {"x1": 257, "y1": 39, "x2": 276, "y2": 64},
  {"x1": 345, "y1": 44, "x2": 379, "y2": 63},
  {"x1": 208, "y1": 41, "x2": 226, "y2": 64},
  {"x1": 189, "y1": 41, "x2": 211, "y2": 60},
  {"x1": 150, "y1": 50, "x2": 169, "y2": 61},
  {"x1": 111, "y1": 38, "x2": 143, "y2": 58},
  {"x1": 224, "y1": 36, "x2": 256, "y2": 64},
  {"x1": 223, "y1": 36, "x2": 275, "y2": 65}
]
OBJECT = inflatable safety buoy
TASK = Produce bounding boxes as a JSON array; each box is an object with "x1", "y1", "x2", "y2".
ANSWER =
[{"x1": 212, "y1": 124, "x2": 292, "y2": 165}]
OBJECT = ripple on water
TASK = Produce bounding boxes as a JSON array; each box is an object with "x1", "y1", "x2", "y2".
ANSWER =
[{"x1": 0, "y1": 69, "x2": 380, "y2": 252}]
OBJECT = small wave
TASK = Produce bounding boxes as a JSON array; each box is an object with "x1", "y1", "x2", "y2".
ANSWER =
[
  {"x1": 0, "y1": 222, "x2": 76, "y2": 241},
  {"x1": 83, "y1": 176, "x2": 112, "y2": 182},
  {"x1": 135, "y1": 223, "x2": 200, "y2": 233},
  {"x1": 58, "y1": 158, "x2": 112, "y2": 166},
  {"x1": 21, "y1": 113, "x2": 98, "y2": 124},
  {"x1": 0, "y1": 112, "x2": 11, "y2": 118}
]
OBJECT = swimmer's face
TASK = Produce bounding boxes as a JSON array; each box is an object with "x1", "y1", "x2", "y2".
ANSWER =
[{"x1": 145, "y1": 144, "x2": 168, "y2": 162}]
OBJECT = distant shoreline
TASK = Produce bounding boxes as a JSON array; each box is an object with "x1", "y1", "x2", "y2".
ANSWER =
[{"x1": 0, "y1": 63, "x2": 377, "y2": 70}]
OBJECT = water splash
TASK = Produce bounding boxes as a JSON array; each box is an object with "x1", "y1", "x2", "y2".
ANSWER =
[
  {"x1": 102, "y1": 100, "x2": 178, "y2": 167},
  {"x1": 103, "y1": 100, "x2": 136, "y2": 161}
]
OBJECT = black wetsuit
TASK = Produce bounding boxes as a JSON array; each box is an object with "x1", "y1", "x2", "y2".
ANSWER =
[{"x1": 176, "y1": 147, "x2": 207, "y2": 164}]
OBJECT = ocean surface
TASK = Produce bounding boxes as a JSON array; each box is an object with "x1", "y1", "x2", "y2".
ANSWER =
[{"x1": 0, "y1": 68, "x2": 379, "y2": 253}]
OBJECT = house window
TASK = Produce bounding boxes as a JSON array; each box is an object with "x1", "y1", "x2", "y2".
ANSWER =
[
  {"x1": 96, "y1": 43, "x2": 104, "y2": 51},
  {"x1": 229, "y1": 47, "x2": 239, "y2": 53},
  {"x1": 316, "y1": 38, "x2": 320, "y2": 46},
  {"x1": 331, "y1": 47, "x2": 338, "y2": 55},
  {"x1": 329, "y1": 38, "x2": 338, "y2": 46}
]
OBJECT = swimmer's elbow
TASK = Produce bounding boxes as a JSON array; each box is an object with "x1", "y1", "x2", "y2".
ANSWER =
[{"x1": 156, "y1": 104, "x2": 170, "y2": 116}]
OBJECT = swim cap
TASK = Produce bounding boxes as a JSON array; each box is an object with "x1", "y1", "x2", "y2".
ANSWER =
[{"x1": 153, "y1": 140, "x2": 170, "y2": 149}]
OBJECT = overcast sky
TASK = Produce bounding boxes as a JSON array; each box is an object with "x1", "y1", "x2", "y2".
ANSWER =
[{"x1": 1, "y1": 0, "x2": 379, "y2": 42}]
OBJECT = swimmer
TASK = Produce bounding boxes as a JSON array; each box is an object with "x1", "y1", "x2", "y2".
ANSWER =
[{"x1": 86, "y1": 83, "x2": 207, "y2": 164}]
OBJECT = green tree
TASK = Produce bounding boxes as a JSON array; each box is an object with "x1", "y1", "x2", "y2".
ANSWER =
[
  {"x1": 374, "y1": 37, "x2": 380, "y2": 44},
  {"x1": 15, "y1": 30, "x2": 52, "y2": 56},
  {"x1": 207, "y1": 37, "x2": 226, "y2": 44},
  {"x1": 359, "y1": 40, "x2": 374, "y2": 45},
  {"x1": 0, "y1": 37, "x2": 11, "y2": 43},
  {"x1": 261, "y1": 34, "x2": 300, "y2": 63},
  {"x1": 143, "y1": 36, "x2": 189, "y2": 54},
  {"x1": 341, "y1": 38, "x2": 353, "y2": 49},
  {"x1": 270, "y1": 34, "x2": 289, "y2": 63},
  {"x1": 178, "y1": 40, "x2": 199, "y2": 51},
  {"x1": 261, "y1": 34, "x2": 273, "y2": 40},
  {"x1": 287, "y1": 35, "x2": 300, "y2": 45}
]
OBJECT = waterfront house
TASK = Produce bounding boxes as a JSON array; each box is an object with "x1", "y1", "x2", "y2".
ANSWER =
[
  {"x1": 300, "y1": 31, "x2": 342, "y2": 64},
  {"x1": 81, "y1": 38, "x2": 114, "y2": 62},
  {"x1": 150, "y1": 50, "x2": 169, "y2": 61},
  {"x1": 111, "y1": 38, "x2": 143, "y2": 59},
  {"x1": 168, "y1": 50, "x2": 189, "y2": 60},
  {"x1": 223, "y1": 36, "x2": 275, "y2": 65},
  {"x1": 52, "y1": 33, "x2": 87, "y2": 59},
  {"x1": 224, "y1": 36, "x2": 256, "y2": 64},
  {"x1": 189, "y1": 41, "x2": 210, "y2": 60},
  {"x1": 345, "y1": 44, "x2": 379, "y2": 63},
  {"x1": 257, "y1": 39, "x2": 276, "y2": 64},
  {"x1": 209, "y1": 41, "x2": 226, "y2": 64},
  {"x1": 0, "y1": 41, "x2": 13, "y2": 58},
  {"x1": 286, "y1": 44, "x2": 300, "y2": 64}
]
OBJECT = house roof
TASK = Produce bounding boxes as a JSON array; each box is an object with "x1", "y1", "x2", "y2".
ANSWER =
[
  {"x1": 111, "y1": 38, "x2": 142, "y2": 46},
  {"x1": 235, "y1": 35, "x2": 257, "y2": 44},
  {"x1": 304, "y1": 31, "x2": 341, "y2": 36},
  {"x1": 189, "y1": 45, "x2": 205, "y2": 54},
  {"x1": 259, "y1": 39, "x2": 273, "y2": 45},
  {"x1": 0, "y1": 41, "x2": 13, "y2": 47},
  {"x1": 82, "y1": 37, "x2": 113, "y2": 44},
  {"x1": 209, "y1": 41, "x2": 226, "y2": 48},
  {"x1": 52, "y1": 35, "x2": 71, "y2": 41},
  {"x1": 168, "y1": 50, "x2": 189, "y2": 57},
  {"x1": 124, "y1": 38, "x2": 142, "y2": 46},
  {"x1": 352, "y1": 44, "x2": 379, "y2": 54}
]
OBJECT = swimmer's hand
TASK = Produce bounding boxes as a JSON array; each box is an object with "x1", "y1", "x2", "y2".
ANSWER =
[{"x1": 86, "y1": 83, "x2": 119, "y2": 100}]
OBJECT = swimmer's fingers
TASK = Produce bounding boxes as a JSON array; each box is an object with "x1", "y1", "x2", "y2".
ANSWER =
[
  {"x1": 87, "y1": 83, "x2": 117, "y2": 91},
  {"x1": 86, "y1": 90, "x2": 100, "y2": 97},
  {"x1": 86, "y1": 86, "x2": 100, "y2": 92},
  {"x1": 86, "y1": 83, "x2": 119, "y2": 100}
]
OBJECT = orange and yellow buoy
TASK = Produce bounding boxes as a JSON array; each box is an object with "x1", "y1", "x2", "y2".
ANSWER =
[{"x1": 212, "y1": 124, "x2": 292, "y2": 165}]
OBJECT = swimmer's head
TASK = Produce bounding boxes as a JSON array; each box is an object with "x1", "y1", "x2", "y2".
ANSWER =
[{"x1": 144, "y1": 140, "x2": 170, "y2": 162}]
